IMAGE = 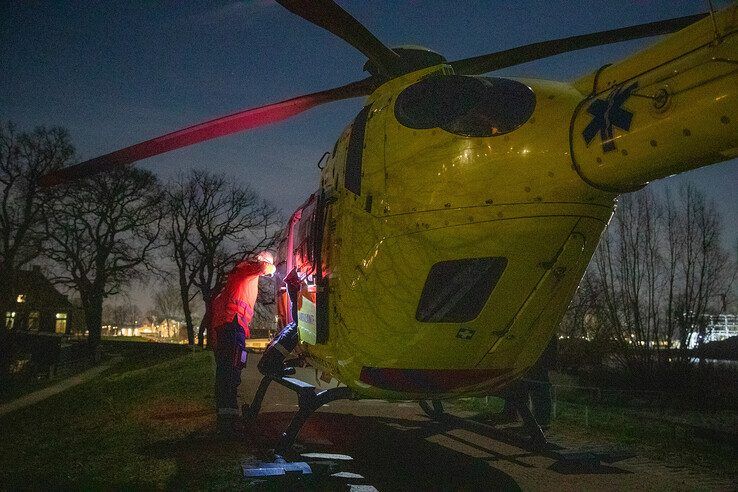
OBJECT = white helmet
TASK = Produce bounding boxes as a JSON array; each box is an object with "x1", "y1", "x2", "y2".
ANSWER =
[{"x1": 257, "y1": 251, "x2": 274, "y2": 265}]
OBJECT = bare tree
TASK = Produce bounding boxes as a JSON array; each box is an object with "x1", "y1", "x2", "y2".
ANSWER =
[
  {"x1": 102, "y1": 302, "x2": 141, "y2": 334},
  {"x1": 43, "y1": 168, "x2": 164, "y2": 351},
  {"x1": 165, "y1": 175, "x2": 199, "y2": 345},
  {"x1": 165, "y1": 170, "x2": 281, "y2": 346},
  {"x1": 0, "y1": 122, "x2": 74, "y2": 308},
  {"x1": 586, "y1": 185, "x2": 735, "y2": 376},
  {"x1": 151, "y1": 283, "x2": 183, "y2": 338},
  {"x1": 590, "y1": 190, "x2": 666, "y2": 373},
  {"x1": 0, "y1": 122, "x2": 74, "y2": 377},
  {"x1": 667, "y1": 186, "x2": 735, "y2": 362}
]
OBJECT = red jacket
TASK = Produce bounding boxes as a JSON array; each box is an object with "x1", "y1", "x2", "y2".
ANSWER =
[{"x1": 210, "y1": 260, "x2": 274, "y2": 346}]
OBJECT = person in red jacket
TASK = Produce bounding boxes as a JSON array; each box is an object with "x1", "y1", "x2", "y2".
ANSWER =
[{"x1": 210, "y1": 251, "x2": 275, "y2": 437}]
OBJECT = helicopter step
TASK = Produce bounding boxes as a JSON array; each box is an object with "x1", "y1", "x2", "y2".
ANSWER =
[{"x1": 242, "y1": 372, "x2": 355, "y2": 456}]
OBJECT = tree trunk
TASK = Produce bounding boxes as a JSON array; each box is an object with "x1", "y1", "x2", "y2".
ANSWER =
[
  {"x1": 197, "y1": 302, "x2": 210, "y2": 348},
  {"x1": 177, "y1": 278, "x2": 195, "y2": 346},
  {"x1": 197, "y1": 289, "x2": 214, "y2": 348},
  {"x1": 0, "y1": 322, "x2": 10, "y2": 383},
  {"x1": 0, "y1": 267, "x2": 15, "y2": 380},
  {"x1": 81, "y1": 292, "x2": 104, "y2": 359}
]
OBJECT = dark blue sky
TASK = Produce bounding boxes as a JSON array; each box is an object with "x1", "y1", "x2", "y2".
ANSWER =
[{"x1": 2, "y1": 0, "x2": 736, "y2": 246}]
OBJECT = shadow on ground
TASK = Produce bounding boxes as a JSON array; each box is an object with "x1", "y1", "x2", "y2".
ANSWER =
[{"x1": 142, "y1": 409, "x2": 631, "y2": 489}]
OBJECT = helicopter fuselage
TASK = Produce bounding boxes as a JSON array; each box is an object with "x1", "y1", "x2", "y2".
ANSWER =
[{"x1": 275, "y1": 7, "x2": 738, "y2": 401}]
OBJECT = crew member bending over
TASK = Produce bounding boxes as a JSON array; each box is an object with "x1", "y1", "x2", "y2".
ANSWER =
[{"x1": 210, "y1": 251, "x2": 275, "y2": 437}]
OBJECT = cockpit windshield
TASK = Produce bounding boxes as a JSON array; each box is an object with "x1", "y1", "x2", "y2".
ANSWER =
[{"x1": 394, "y1": 75, "x2": 536, "y2": 137}]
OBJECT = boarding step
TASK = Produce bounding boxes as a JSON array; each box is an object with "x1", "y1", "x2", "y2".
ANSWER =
[{"x1": 275, "y1": 376, "x2": 316, "y2": 395}]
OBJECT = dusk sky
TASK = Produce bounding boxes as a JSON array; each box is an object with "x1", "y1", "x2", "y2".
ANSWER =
[{"x1": 2, "y1": 0, "x2": 736, "y2": 308}]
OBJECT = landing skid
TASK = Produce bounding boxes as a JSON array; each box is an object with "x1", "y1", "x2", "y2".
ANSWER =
[
  {"x1": 242, "y1": 373, "x2": 354, "y2": 456},
  {"x1": 418, "y1": 400, "x2": 445, "y2": 420},
  {"x1": 419, "y1": 397, "x2": 547, "y2": 449},
  {"x1": 508, "y1": 394, "x2": 548, "y2": 449}
]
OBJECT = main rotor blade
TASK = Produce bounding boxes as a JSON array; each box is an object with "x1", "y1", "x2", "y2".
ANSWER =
[
  {"x1": 41, "y1": 77, "x2": 376, "y2": 187},
  {"x1": 275, "y1": 0, "x2": 403, "y2": 78},
  {"x1": 451, "y1": 12, "x2": 708, "y2": 75}
]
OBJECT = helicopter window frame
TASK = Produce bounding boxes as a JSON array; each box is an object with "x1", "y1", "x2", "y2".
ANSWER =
[
  {"x1": 394, "y1": 76, "x2": 536, "y2": 138},
  {"x1": 416, "y1": 256, "x2": 508, "y2": 323},
  {"x1": 345, "y1": 104, "x2": 372, "y2": 195}
]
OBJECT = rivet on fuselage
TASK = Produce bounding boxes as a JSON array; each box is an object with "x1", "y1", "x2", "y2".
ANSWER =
[
  {"x1": 683, "y1": 128, "x2": 692, "y2": 136},
  {"x1": 485, "y1": 199, "x2": 493, "y2": 205},
  {"x1": 621, "y1": 149, "x2": 628, "y2": 156},
  {"x1": 650, "y1": 140, "x2": 658, "y2": 147},
  {"x1": 721, "y1": 115, "x2": 731, "y2": 125}
]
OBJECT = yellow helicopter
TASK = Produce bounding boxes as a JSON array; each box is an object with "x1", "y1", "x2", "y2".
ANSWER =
[{"x1": 44, "y1": 0, "x2": 738, "y2": 451}]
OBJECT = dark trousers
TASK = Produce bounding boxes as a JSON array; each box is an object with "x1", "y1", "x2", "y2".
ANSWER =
[
  {"x1": 501, "y1": 370, "x2": 553, "y2": 427},
  {"x1": 214, "y1": 322, "x2": 246, "y2": 414}
]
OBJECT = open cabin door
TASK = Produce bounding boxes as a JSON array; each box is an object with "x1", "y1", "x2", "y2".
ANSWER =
[{"x1": 275, "y1": 192, "x2": 329, "y2": 345}]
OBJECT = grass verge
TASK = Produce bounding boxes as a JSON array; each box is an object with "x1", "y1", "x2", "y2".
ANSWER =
[{"x1": 0, "y1": 350, "x2": 247, "y2": 489}]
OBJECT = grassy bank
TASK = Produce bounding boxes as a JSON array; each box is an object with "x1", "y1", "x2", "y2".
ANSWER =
[
  {"x1": 0, "y1": 350, "x2": 240, "y2": 489},
  {"x1": 552, "y1": 400, "x2": 737, "y2": 478},
  {"x1": 2, "y1": 353, "x2": 735, "y2": 488}
]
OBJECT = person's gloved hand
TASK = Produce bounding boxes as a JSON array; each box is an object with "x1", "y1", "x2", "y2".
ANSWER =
[{"x1": 262, "y1": 263, "x2": 276, "y2": 277}]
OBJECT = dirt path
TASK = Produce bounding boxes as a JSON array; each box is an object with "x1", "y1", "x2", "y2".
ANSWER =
[
  {"x1": 0, "y1": 358, "x2": 118, "y2": 417},
  {"x1": 231, "y1": 356, "x2": 737, "y2": 491}
]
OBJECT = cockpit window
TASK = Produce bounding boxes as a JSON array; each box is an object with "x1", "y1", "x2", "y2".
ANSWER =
[
  {"x1": 394, "y1": 76, "x2": 536, "y2": 137},
  {"x1": 416, "y1": 256, "x2": 508, "y2": 323}
]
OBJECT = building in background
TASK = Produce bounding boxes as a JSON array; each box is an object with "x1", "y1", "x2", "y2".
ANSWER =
[
  {"x1": 3, "y1": 266, "x2": 81, "y2": 335},
  {"x1": 688, "y1": 314, "x2": 738, "y2": 349}
]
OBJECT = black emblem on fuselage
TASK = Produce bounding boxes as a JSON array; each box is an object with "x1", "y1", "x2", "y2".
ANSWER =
[{"x1": 582, "y1": 82, "x2": 638, "y2": 152}]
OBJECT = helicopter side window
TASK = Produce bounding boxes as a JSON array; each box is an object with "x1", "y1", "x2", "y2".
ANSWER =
[
  {"x1": 394, "y1": 76, "x2": 535, "y2": 137},
  {"x1": 416, "y1": 257, "x2": 507, "y2": 323},
  {"x1": 345, "y1": 105, "x2": 371, "y2": 195}
]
